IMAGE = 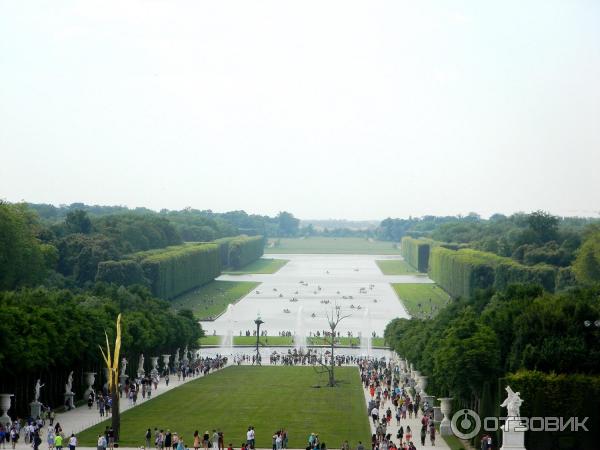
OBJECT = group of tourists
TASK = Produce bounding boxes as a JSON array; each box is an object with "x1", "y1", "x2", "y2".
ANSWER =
[
  {"x1": 0, "y1": 419, "x2": 79, "y2": 450},
  {"x1": 360, "y1": 359, "x2": 435, "y2": 450}
]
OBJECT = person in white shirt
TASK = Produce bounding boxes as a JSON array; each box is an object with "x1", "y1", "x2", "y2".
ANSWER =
[
  {"x1": 68, "y1": 434, "x2": 77, "y2": 450},
  {"x1": 371, "y1": 407, "x2": 379, "y2": 424}
]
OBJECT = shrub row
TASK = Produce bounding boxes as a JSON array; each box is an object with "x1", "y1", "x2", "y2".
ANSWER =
[
  {"x1": 228, "y1": 235, "x2": 265, "y2": 268},
  {"x1": 501, "y1": 371, "x2": 600, "y2": 450},
  {"x1": 400, "y1": 237, "x2": 431, "y2": 272},
  {"x1": 429, "y1": 247, "x2": 557, "y2": 298},
  {"x1": 97, "y1": 243, "x2": 221, "y2": 299}
]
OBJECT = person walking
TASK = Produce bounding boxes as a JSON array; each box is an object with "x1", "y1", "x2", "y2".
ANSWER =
[
  {"x1": 97, "y1": 434, "x2": 107, "y2": 450},
  {"x1": 53, "y1": 434, "x2": 62, "y2": 450},
  {"x1": 47, "y1": 427, "x2": 55, "y2": 450},
  {"x1": 146, "y1": 429, "x2": 152, "y2": 449},
  {"x1": 193, "y1": 431, "x2": 200, "y2": 450},
  {"x1": 68, "y1": 434, "x2": 77, "y2": 450},
  {"x1": 212, "y1": 430, "x2": 218, "y2": 450}
]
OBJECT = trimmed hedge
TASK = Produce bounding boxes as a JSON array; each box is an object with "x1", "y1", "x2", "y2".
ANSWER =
[
  {"x1": 132, "y1": 243, "x2": 221, "y2": 299},
  {"x1": 95, "y1": 260, "x2": 148, "y2": 287},
  {"x1": 429, "y1": 247, "x2": 498, "y2": 298},
  {"x1": 214, "y1": 236, "x2": 236, "y2": 266},
  {"x1": 400, "y1": 237, "x2": 431, "y2": 272},
  {"x1": 428, "y1": 247, "x2": 556, "y2": 299},
  {"x1": 501, "y1": 371, "x2": 600, "y2": 450},
  {"x1": 228, "y1": 235, "x2": 265, "y2": 269},
  {"x1": 494, "y1": 261, "x2": 556, "y2": 292}
]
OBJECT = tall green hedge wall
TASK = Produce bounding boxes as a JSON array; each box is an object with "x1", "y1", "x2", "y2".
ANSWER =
[
  {"x1": 228, "y1": 235, "x2": 265, "y2": 269},
  {"x1": 400, "y1": 237, "x2": 431, "y2": 272},
  {"x1": 135, "y1": 243, "x2": 221, "y2": 299},
  {"x1": 95, "y1": 259, "x2": 148, "y2": 286},
  {"x1": 501, "y1": 371, "x2": 600, "y2": 450},
  {"x1": 214, "y1": 236, "x2": 236, "y2": 266},
  {"x1": 429, "y1": 247, "x2": 557, "y2": 298}
]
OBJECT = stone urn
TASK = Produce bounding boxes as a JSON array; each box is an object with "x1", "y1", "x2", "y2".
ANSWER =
[
  {"x1": 162, "y1": 354, "x2": 171, "y2": 371},
  {"x1": 438, "y1": 397, "x2": 453, "y2": 436},
  {"x1": 83, "y1": 372, "x2": 96, "y2": 400},
  {"x1": 0, "y1": 394, "x2": 13, "y2": 429}
]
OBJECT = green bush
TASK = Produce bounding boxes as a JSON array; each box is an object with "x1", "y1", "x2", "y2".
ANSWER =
[
  {"x1": 502, "y1": 371, "x2": 600, "y2": 450},
  {"x1": 429, "y1": 248, "x2": 557, "y2": 298},
  {"x1": 228, "y1": 235, "x2": 265, "y2": 269},
  {"x1": 95, "y1": 260, "x2": 148, "y2": 287},
  {"x1": 429, "y1": 247, "x2": 498, "y2": 298},
  {"x1": 131, "y1": 243, "x2": 221, "y2": 299},
  {"x1": 494, "y1": 261, "x2": 556, "y2": 292},
  {"x1": 214, "y1": 236, "x2": 236, "y2": 266},
  {"x1": 400, "y1": 237, "x2": 431, "y2": 272}
]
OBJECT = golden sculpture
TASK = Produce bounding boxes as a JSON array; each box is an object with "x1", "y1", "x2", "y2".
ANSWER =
[{"x1": 99, "y1": 313, "x2": 122, "y2": 392}]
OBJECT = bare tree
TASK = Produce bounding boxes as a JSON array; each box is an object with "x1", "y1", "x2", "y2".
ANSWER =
[{"x1": 314, "y1": 305, "x2": 350, "y2": 387}]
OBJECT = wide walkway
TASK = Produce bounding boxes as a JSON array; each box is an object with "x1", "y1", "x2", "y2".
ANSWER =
[
  {"x1": 13, "y1": 366, "x2": 228, "y2": 450},
  {"x1": 361, "y1": 368, "x2": 450, "y2": 449}
]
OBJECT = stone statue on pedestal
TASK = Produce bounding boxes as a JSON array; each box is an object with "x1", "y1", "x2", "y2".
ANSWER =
[
  {"x1": 121, "y1": 357, "x2": 128, "y2": 375},
  {"x1": 138, "y1": 353, "x2": 145, "y2": 376},
  {"x1": 499, "y1": 385, "x2": 526, "y2": 450},
  {"x1": 65, "y1": 371, "x2": 74, "y2": 395},
  {"x1": 34, "y1": 379, "x2": 44, "y2": 402}
]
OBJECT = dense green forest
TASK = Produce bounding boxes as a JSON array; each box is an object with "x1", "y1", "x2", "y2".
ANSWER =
[{"x1": 0, "y1": 201, "x2": 269, "y2": 415}]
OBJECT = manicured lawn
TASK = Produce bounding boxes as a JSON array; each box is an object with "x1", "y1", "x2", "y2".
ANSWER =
[
  {"x1": 375, "y1": 259, "x2": 416, "y2": 275},
  {"x1": 77, "y1": 366, "x2": 370, "y2": 448},
  {"x1": 265, "y1": 237, "x2": 401, "y2": 254},
  {"x1": 307, "y1": 337, "x2": 387, "y2": 347},
  {"x1": 234, "y1": 335, "x2": 294, "y2": 346},
  {"x1": 223, "y1": 258, "x2": 289, "y2": 275},
  {"x1": 171, "y1": 280, "x2": 259, "y2": 320},
  {"x1": 199, "y1": 335, "x2": 222, "y2": 345},
  {"x1": 391, "y1": 283, "x2": 451, "y2": 318}
]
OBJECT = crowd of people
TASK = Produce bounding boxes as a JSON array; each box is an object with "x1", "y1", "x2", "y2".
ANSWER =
[{"x1": 360, "y1": 359, "x2": 436, "y2": 450}]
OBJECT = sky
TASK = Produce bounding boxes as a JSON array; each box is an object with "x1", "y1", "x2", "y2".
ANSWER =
[{"x1": 1, "y1": 1, "x2": 599, "y2": 220}]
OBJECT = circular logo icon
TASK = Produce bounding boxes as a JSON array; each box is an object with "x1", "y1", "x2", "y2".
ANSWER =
[{"x1": 451, "y1": 408, "x2": 481, "y2": 439}]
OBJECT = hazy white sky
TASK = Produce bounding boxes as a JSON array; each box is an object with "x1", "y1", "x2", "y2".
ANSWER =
[{"x1": 1, "y1": 1, "x2": 599, "y2": 220}]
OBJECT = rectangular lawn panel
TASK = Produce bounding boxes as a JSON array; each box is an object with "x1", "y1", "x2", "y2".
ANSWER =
[
  {"x1": 171, "y1": 280, "x2": 260, "y2": 320},
  {"x1": 391, "y1": 283, "x2": 451, "y2": 318},
  {"x1": 265, "y1": 237, "x2": 401, "y2": 254},
  {"x1": 375, "y1": 260, "x2": 416, "y2": 275},
  {"x1": 223, "y1": 258, "x2": 289, "y2": 275},
  {"x1": 77, "y1": 366, "x2": 370, "y2": 448}
]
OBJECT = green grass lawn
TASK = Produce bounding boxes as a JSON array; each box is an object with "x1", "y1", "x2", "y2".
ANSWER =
[
  {"x1": 307, "y1": 337, "x2": 387, "y2": 347},
  {"x1": 199, "y1": 335, "x2": 222, "y2": 345},
  {"x1": 77, "y1": 366, "x2": 370, "y2": 448},
  {"x1": 265, "y1": 237, "x2": 401, "y2": 254},
  {"x1": 375, "y1": 259, "x2": 416, "y2": 275},
  {"x1": 391, "y1": 283, "x2": 451, "y2": 318},
  {"x1": 171, "y1": 280, "x2": 260, "y2": 320},
  {"x1": 442, "y1": 434, "x2": 468, "y2": 450},
  {"x1": 223, "y1": 258, "x2": 289, "y2": 275}
]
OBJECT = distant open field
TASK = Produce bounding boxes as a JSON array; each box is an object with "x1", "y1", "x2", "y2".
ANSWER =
[
  {"x1": 375, "y1": 259, "x2": 416, "y2": 275},
  {"x1": 391, "y1": 283, "x2": 451, "y2": 318},
  {"x1": 171, "y1": 280, "x2": 259, "y2": 320},
  {"x1": 265, "y1": 237, "x2": 401, "y2": 254},
  {"x1": 223, "y1": 258, "x2": 289, "y2": 275},
  {"x1": 77, "y1": 366, "x2": 370, "y2": 448},
  {"x1": 199, "y1": 336, "x2": 387, "y2": 347}
]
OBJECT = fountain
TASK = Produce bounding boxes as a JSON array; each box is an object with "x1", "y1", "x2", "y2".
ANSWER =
[
  {"x1": 360, "y1": 308, "x2": 372, "y2": 356},
  {"x1": 295, "y1": 306, "x2": 306, "y2": 350},
  {"x1": 219, "y1": 304, "x2": 235, "y2": 355}
]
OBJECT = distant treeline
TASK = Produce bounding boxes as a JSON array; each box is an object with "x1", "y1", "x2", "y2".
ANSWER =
[{"x1": 399, "y1": 211, "x2": 600, "y2": 295}]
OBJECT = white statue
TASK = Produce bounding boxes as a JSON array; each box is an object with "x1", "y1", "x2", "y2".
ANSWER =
[
  {"x1": 65, "y1": 371, "x2": 74, "y2": 395},
  {"x1": 34, "y1": 379, "x2": 45, "y2": 402},
  {"x1": 500, "y1": 385, "x2": 523, "y2": 417},
  {"x1": 138, "y1": 354, "x2": 145, "y2": 375},
  {"x1": 121, "y1": 357, "x2": 128, "y2": 374}
]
